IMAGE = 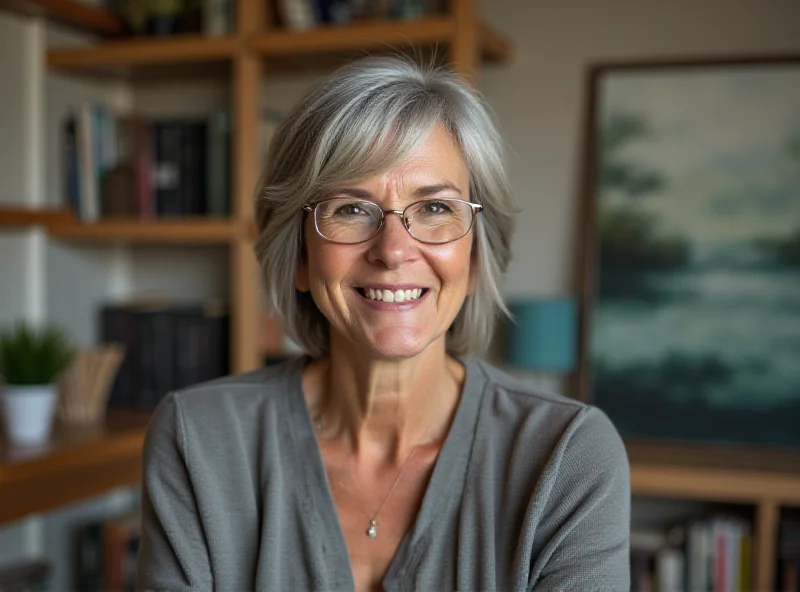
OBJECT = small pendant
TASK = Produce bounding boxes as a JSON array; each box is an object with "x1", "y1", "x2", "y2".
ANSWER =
[{"x1": 366, "y1": 520, "x2": 377, "y2": 538}]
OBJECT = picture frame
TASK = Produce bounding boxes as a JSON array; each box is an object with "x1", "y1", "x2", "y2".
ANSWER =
[{"x1": 575, "y1": 55, "x2": 800, "y2": 468}]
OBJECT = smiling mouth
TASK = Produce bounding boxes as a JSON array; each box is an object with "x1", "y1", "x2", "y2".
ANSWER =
[{"x1": 356, "y1": 287, "x2": 429, "y2": 303}]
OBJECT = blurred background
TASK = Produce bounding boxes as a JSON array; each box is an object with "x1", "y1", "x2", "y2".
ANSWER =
[{"x1": 0, "y1": 0, "x2": 798, "y2": 590}]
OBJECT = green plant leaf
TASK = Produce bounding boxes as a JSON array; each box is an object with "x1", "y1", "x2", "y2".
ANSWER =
[{"x1": 0, "y1": 322, "x2": 75, "y2": 386}]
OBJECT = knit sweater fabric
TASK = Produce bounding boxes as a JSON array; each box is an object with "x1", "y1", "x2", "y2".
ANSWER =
[{"x1": 136, "y1": 355, "x2": 630, "y2": 591}]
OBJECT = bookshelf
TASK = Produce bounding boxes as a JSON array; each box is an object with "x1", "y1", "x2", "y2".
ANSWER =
[
  {"x1": 36, "y1": 0, "x2": 513, "y2": 374},
  {"x1": 0, "y1": 206, "x2": 74, "y2": 228},
  {"x1": 0, "y1": 410, "x2": 149, "y2": 523},
  {"x1": 48, "y1": 217, "x2": 239, "y2": 244},
  {"x1": 0, "y1": 0, "x2": 124, "y2": 35},
  {"x1": 46, "y1": 34, "x2": 239, "y2": 78},
  {"x1": 0, "y1": 0, "x2": 514, "y2": 528}
]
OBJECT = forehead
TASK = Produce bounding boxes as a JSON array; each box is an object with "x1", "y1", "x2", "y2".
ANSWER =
[{"x1": 356, "y1": 127, "x2": 469, "y2": 190}]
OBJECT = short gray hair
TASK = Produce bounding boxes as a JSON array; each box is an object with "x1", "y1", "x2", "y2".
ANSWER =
[{"x1": 254, "y1": 56, "x2": 516, "y2": 358}]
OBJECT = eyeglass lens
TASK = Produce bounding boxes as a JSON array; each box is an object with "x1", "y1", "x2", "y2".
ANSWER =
[{"x1": 314, "y1": 198, "x2": 475, "y2": 244}]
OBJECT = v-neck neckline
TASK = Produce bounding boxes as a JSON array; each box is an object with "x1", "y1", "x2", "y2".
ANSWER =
[{"x1": 282, "y1": 355, "x2": 487, "y2": 591}]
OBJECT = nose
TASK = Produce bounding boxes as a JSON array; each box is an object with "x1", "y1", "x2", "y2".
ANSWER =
[{"x1": 366, "y1": 211, "x2": 415, "y2": 269}]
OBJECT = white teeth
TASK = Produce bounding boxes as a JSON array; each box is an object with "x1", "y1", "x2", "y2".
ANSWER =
[{"x1": 363, "y1": 288, "x2": 424, "y2": 302}]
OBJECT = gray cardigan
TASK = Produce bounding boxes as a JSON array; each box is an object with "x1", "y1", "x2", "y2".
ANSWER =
[{"x1": 136, "y1": 356, "x2": 630, "y2": 591}]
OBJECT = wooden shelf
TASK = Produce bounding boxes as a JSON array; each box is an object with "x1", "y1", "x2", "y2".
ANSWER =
[
  {"x1": 0, "y1": 0, "x2": 124, "y2": 36},
  {"x1": 478, "y1": 22, "x2": 513, "y2": 63},
  {"x1": 46, "y1": 34, "x2": 238, "y2": 78},
  {"x1": 631, "y1": 461, "x2": 800, "y2": 506},
  {"x1": 0, "y1": 206, "x2": 75, "y2": 228},
  {"x1": 252, "y1": 17, "x2": 513, "y2": 71},
  {"x1": 252, "y1": 17, "x2": 454, "y2": 56},
  {"x1": 0, "y1": 411, "x2": 150, "y2": 524},
  {"x1": 48, "y1": 217, "x2": 238, "y2": 244},
  {"x1": 42, "y1": 17, "x2": 513, "y2": 78}
]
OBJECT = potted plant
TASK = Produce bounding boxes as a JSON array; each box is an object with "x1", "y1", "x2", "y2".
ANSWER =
[{"x1": 0, "y1": 323, "x2": 75, "y2": 447}]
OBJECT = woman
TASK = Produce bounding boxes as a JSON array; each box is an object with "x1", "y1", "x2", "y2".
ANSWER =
[{"x1": 136, "y1": 56, "x2": 630, "y2": 591}]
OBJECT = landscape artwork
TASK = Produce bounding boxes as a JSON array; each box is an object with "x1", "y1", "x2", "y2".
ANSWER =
[{"x1": 586, "y1": 59, "x2": 800, "y2": 449}]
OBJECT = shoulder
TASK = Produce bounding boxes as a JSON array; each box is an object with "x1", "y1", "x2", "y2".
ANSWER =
[
  {"x1": 470, "y1": 357, "x2": 588, "y2": 429},
  {"x1": 469, "y1": 358, "x2": 627, "y2": 474},
  {"x1": 145, "y1": 356, "x2": 307, "y2": 446}
]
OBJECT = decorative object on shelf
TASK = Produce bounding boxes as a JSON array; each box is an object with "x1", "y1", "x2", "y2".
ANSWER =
[
  {"x1": 0, "y1": 323, "x2": 75, "y2": 447},
  {"x1": 576, "y1": 55, "x2": 800, "y2": 455},
  {"x1": 506, "y1": 297, "x2": 577, "y2": 374},
  {"x1": 57, "y1": 344, "x2": 125, "y2": 425}
]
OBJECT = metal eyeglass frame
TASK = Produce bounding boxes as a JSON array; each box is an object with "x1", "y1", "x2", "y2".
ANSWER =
[{"x1": 301, "y1": 197, "x2": 484, "y2": 245}]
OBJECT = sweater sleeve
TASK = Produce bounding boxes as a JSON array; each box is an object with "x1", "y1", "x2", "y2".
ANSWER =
[
  {"x1": 136, "y1": 393, "x2": 213, "y2": 591},
  {"x1": 530, "y1": 406, "x2": 631, "y2": 591}
]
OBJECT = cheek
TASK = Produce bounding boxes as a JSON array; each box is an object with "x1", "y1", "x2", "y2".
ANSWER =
[
  {"x1": 307, "y1": 243, "x2": 359, "y2": 297},
  {"x1": 431, "y1": 240, "x2": 475, "y2": 289}
]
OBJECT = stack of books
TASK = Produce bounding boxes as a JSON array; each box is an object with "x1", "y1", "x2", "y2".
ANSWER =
[
  {"x1": 100, "y1": 299, "x2": 230, "y2": 411},
  {"x1": 62, "y1": 106, "x2": 281, "y2": 223},
  {"x1": 631, "y1": 514, "x2": 752, "y2": 592},
  {"x1": 778, "y1": 512, "x2": 800, "y2": 592},
  {"x1": 74, "y1": 512, "x2": 140, "y2": 592}
]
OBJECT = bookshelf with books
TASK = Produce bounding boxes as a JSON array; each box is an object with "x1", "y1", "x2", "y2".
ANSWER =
[
  {"x1": 39, "y1": 0, "x2": 514, "y2": 374},
  {"x1": 2, "y1": 2, "x2": 800, "y2": 590},
  {"x1": 0, "y1": 0, "x2": 514, "y2": 535}
]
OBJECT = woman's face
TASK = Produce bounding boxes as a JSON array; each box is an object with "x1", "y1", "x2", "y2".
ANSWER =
[{"x1": 296, "y1": 126, "x2": 476, "y2": 360}]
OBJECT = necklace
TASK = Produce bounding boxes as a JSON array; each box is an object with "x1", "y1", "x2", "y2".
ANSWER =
[{"x1": 315, "y1": 416, "x2": 427, "y2": 539}]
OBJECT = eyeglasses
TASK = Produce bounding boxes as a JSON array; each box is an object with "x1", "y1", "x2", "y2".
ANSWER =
[{"x1": 302, "y1": 197, "x2": 483, "y2": 245}]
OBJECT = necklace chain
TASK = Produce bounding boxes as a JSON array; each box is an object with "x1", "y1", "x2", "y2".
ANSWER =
[{"x1": 315, "y1": 416, "x2": 428, "y2": 539}]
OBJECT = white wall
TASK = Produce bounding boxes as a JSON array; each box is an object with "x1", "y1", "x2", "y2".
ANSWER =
[
  {"x1": 478, "y1": 0, "x2": 800, "y2": 298},
  {"x1": 0, "y1": 13, "x2": 45, "y2": 328}
]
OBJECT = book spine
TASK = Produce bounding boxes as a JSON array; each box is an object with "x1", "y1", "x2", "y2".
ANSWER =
[
  {"x1": 63, "y1": 113, "x2": 81, "y2": 216},
  {"x1": 99, "y1": 306, "x2": 136, "y2": 409},
  {"x1": 206, "y1": 108, "x2": 230, "y2": 216},
  {"x1": 77, "y1": 104, "x2": 98, "y2": 222},
  {"x1": 154, "y1": 121, "x2": 183, "y2": 216}
]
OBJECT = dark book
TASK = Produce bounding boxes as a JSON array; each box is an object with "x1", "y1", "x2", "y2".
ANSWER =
[
  {"x1": 206, "y1": 107, "x2": 231, "y2": 216},
  {"x1": 99, "y1": 306, "x2": 140, "y2": 409},
  {"x1": 137, "y1": 306, "x2": 176, "y2": 409},
  {"x1": 74, "y1": 522, "x2": 103, "y2": 592},
  {"x1": 153, "y1": 121, "x2": 183, "y2": 216},
  {"x1": 0, "y1": 560, "x2": 50, "y2": 592},
  {"x1": 179, "y1": 120, "x2": 207, "y2": 215},
  {"x1": 63, "y1": 113, "x2": 80, "y2": 216},
  {"x1": 100, "y1": 301, "x2": 230, "y2": 411}
]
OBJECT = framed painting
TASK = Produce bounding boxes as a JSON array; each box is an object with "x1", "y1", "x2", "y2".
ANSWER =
[{"x1": 575, "y1": 55, "x2": 800, "y2": 464}]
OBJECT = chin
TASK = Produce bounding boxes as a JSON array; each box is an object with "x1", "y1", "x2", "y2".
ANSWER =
[{"x1": 362, "y1": 331, "x2": 432, "y2": 361}]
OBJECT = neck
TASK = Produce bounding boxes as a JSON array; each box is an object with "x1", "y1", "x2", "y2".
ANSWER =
[{"x1": 304, "y1": 336, "x2": 465, "y2": 459}]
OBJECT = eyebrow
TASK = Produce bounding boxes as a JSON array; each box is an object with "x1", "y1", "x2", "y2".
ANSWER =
[{"x1": 332, "y1": 183, "x2": 463, "y2": 200}]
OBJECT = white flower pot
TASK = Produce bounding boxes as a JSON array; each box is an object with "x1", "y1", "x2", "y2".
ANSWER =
[{"x1": 0, "y1": 384, "x2": 58, "y2": 447}]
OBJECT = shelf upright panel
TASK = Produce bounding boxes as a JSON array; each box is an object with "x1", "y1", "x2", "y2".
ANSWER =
[
  {"x1": 229, "y1": 0, "x2": 265, "y2": 373},
  {"x1": 449, "y1": 0, "x2": 478, "y2": 84}
]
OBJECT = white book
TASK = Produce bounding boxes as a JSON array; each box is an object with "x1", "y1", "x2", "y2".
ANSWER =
[
  {"x1": 77, "y1": 103, "x2": 98, "y2": 222},
  {"x1": 688, "y1": 521, "x2": 709, "y2": 592},
  {"x1": 657, "y1": 548, "x2": 685, "y2": 592}
]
